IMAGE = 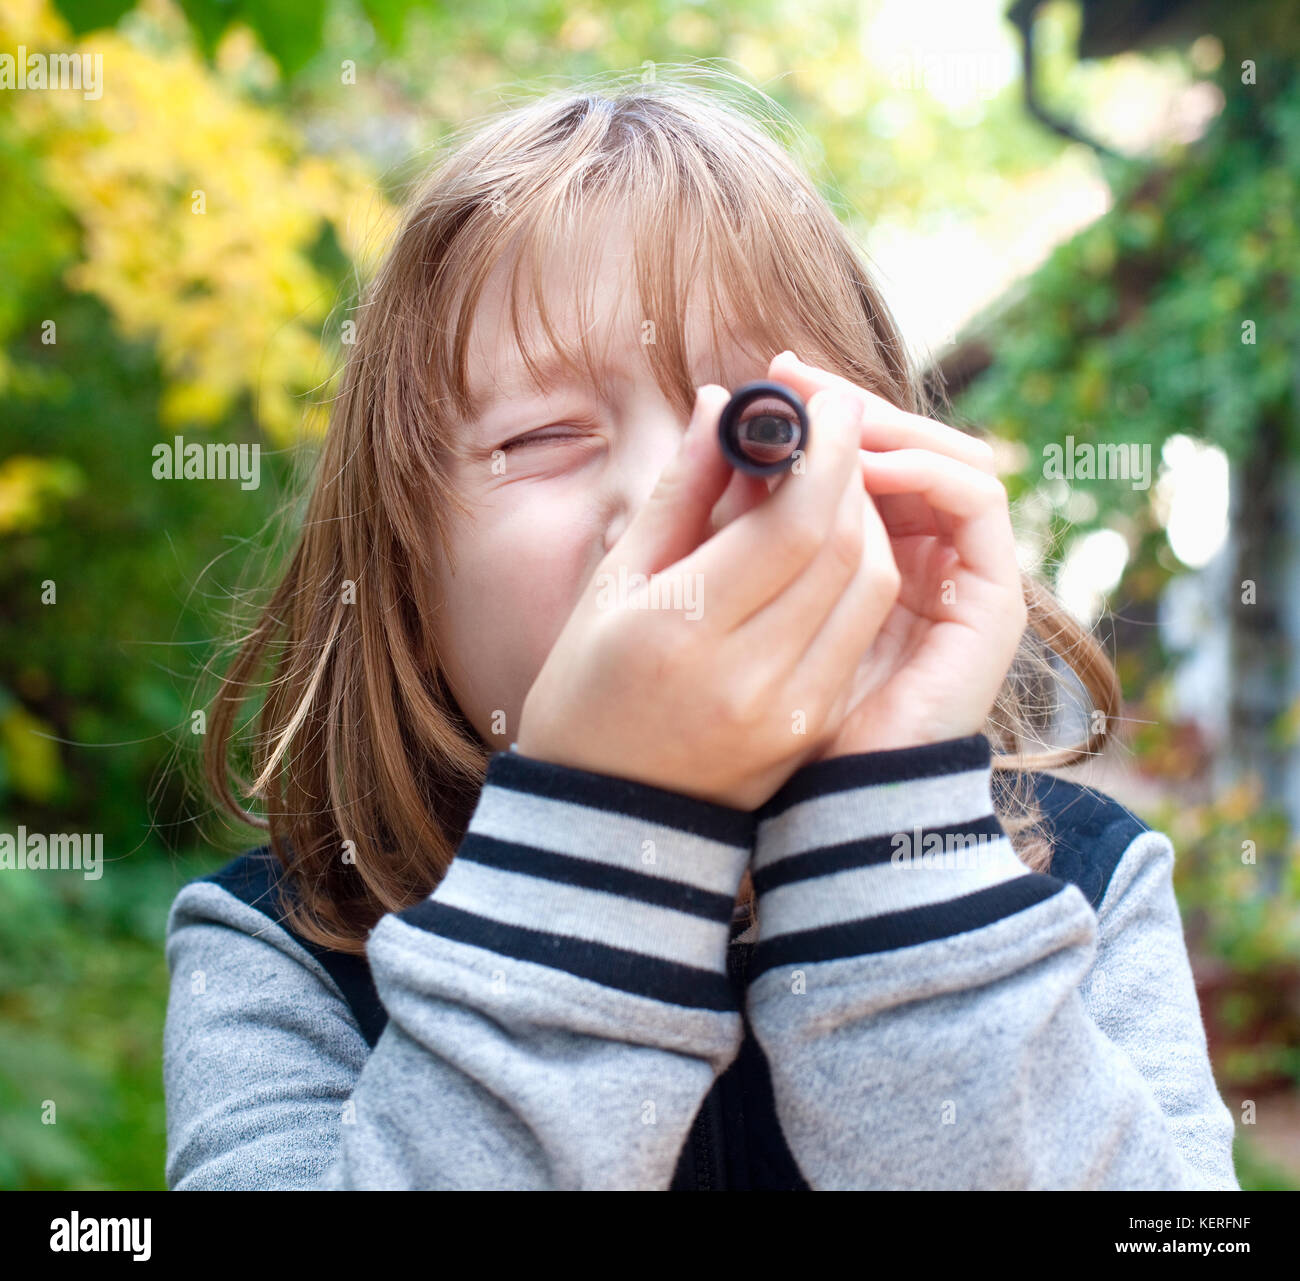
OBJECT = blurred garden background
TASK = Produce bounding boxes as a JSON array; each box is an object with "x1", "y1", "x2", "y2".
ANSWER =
[{"x1": 0, "y1": 0, "x2": 1297, "y2": 1188}]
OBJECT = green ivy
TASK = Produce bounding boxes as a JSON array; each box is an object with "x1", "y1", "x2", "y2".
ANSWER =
[{"x1": 956, "y1": 56, "x2": 1300, "y2": 532}]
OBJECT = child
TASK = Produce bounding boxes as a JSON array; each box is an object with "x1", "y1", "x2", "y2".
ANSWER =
[{"x1": 164, "y1": 72, "x2": 1239, "y2": 1190}]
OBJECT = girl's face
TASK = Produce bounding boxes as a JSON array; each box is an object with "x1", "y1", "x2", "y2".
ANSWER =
[{"x1": 430, "y1": 221, "x2": 774, "y2": 752}]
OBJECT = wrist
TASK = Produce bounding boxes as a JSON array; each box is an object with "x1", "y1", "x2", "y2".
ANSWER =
[
  {"x1": 816, "y1": 719, "x2": 990, "y2": 762},
  {"x1": 762, "y1": 732, "x2": 995, "y2": 819},
  {"x1": 400, "y1": 748, "x2": 756, "y2": 1009},
  {"x1": 748, "y1": 733, "x2": 1051, "y2": 977}
]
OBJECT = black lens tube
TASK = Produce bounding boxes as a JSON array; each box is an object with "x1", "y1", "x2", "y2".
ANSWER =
[{"x1": 717, "y1": 380, "x2": 809, "y2": 477}]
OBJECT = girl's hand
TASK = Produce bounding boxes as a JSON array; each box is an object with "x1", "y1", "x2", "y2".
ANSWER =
[
  {"x1": 515, "y1": 382, "x2": 902, "y2": 811},
  {"x1": 765, "y1": 351, "x2": 1027, "y2": 758}
]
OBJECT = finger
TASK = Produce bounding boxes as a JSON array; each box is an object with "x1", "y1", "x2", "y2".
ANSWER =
[
  {"x1": 768, "y1": 350, "x2": 997, "y2": 475},
  {"x1": 857, "y1": 448, "x2": 1018, "y2": 585},
  {"x1": 728, "y1": 453, "x2": 868, "y2": 674},
  {"x1": 612, "y1": 383, "x2": 735, "y2": 576},
  {"x1": 881, "y1": 528, "x2": 963, "y2": 619},
  {"x1": 678, "y1": 389, "x2": 864, "y2": 631},
  {"x1": 854, "y1": 454, "x2": 957, "y2": 544},
  {"x1": 862, "y1": 469, "x2": 943, "y2": 537},
  {"x1": 708, "y1": 466, "x2": 771, "y2": 534},
  {"x1": 786, "y1": 470, "x2": 898, "y2": 684}
]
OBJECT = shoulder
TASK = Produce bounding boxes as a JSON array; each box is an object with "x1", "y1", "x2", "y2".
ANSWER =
[
  {"x1": 1004, "y1": 770, "x2": 1193, "y2": 1004},
  {"x1": 1002, "y1": 768, "x2": 1155, "y2": 914},
  {"x1": 167, "y1": 846, "x2": 388, "y2": 1049},
  {"x1": 168, "y1": 844, "x2": 297, "y2": 942}
]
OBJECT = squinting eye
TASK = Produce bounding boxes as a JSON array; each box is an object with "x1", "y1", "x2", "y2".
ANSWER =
[{"x1": 500, "y1": 429, "x2": 584, "y2": 452}]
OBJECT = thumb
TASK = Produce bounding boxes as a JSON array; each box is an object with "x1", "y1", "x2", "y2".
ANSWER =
[{"x1": 613, "y1": 383, "x2": 734, "y2": 576}]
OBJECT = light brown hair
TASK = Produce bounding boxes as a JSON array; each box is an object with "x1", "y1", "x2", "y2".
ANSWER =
[{"x1": 201, "y1": 68, "x2": 1122, "y2": 954}]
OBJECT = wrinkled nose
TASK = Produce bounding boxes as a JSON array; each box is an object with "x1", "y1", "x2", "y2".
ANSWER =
[
  {"x1": 601, "y1": 419, "x2": 686, "y2": 556},
  {"x1": 602, "y1": 508, "x2": 630, "y2": 555}
]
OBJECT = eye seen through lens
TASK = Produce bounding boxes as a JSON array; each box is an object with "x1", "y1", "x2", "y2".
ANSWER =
[
  {"x1": 717, "y1": 380, "x2": 809, "y2": 476},
  {"x1": 736, "y1": 399, "x2": 800, "y2": 465}
]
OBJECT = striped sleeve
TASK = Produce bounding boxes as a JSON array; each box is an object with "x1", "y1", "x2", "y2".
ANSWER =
[
  {"x1": 743, "y1": 733, "x2": 1240, "y2": 1189},
  {"x1": 748, "y1": 733, "x2": 1055, "y2": 977},
  {"x1": 324, "y1": 747, "x2": 755, "y2": 1189}
]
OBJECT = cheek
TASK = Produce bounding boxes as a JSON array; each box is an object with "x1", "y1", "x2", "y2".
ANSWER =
[
  {"x1": 493, "y1": 498, "x2": 600, "y2": 645},
  {"x1": 439, "y1": 495, "x2": 603, "y2": 698}
]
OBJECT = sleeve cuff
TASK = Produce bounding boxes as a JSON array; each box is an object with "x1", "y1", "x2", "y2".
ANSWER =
[
  {"x1": 395, "y1": 749, "x2": 755, "y2": 1011},
  {"x1": 750, "y1": 734, "x2": 1067, "y2": 975}
]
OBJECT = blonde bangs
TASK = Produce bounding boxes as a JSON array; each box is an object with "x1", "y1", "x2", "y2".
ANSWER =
[{"x1": 432, "y1": 85, "x2": 904, "y2": 438}]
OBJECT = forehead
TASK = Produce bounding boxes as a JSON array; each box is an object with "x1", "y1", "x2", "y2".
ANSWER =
[{"x1": 459, "y1": 218, "x2": 768, "y2": 415}]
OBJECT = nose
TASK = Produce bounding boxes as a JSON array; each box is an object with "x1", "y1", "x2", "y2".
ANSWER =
[
  {"x1": 602, "y1": 508, "x2": 629, "y2": 555},
  {"x1": 601, "y1": 410, "x2": 688, "y2": 556}
]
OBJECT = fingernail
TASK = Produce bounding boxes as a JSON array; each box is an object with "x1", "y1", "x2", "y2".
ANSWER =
[
  {"x1": 689, "y1": 384, "x2": 723, "y2": 434},
  {"x1": 687, "y1": 386, "x2": 706, "y2": 436}
]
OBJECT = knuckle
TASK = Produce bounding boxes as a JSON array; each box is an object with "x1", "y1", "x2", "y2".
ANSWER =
[
  {"x1": 813, "y1": 392, "x2": 859, "y2": 442},
  {"x1": 648, "y1": 623, "x2": 690, "y2": 681},
  {"x1": 967, "y1": 435, "x2": 997, "y2": 471},
  {"x1": 872, "y1": 558, "x2": 903, "y2": 596},
  {"x1": 718, "y1": 676, "x2": 764, "y2": 731},
  {"x1": 810, "y1": 388, "x2": 849, "y2": 420},
  {"x1": 785, "y1": 513, "x2": 824, "y2": 562}
]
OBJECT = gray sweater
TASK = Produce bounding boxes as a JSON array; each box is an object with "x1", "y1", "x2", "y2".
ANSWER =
[{"x1": 162, "y1": 733, "x2": 1240, "y2": 1190}]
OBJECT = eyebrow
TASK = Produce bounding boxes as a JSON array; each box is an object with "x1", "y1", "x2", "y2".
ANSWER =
[
  {"x1": 463, "y1": 334, "x2": 762, "y2": 425},
  {"x1": 467, "y1": 349, "x2": 626, "y2": 422}
]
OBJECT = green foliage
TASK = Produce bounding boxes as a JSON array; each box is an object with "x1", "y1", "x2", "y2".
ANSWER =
[
  {"x1": 1232, "y1": 1131, "x2": 1300, "y2": 1191},
  {"x1": 54, "y1": 0, "x2": 339, "y2": 73},
  {"x1": 0, "y1": 125, "x2": 76, "y2": 357},
  {"x1": 178, "y1": 0, "x2": 327, "y2": 76},
  {"x1": 0, "y1": 72, "x2": 291, "y2": 1188},
  {"x1": 44, "y1": 0, "x2": 134, "y2": 38},
  {"x1": 955, "y1": 56, "x2": 1300, "y2": 532},
  {"x1": 0, "y1": 841, "x2": 225, "y2": 1188},
  {"x1": 0, "y1": 288, "x2": 289, "y2": 823}
]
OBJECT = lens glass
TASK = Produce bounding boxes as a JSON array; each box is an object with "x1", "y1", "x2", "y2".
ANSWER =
[{"x1": 735, "y1": 398, "x2": 802, "y2": 467}]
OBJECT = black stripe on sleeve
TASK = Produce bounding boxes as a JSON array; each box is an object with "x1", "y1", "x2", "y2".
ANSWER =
[
  {"x1": 456, "y1": 832, "x2": 737, "y2": 923},
  {"x1": 756, "y1": 733, "x2": 991, "y2": 822},
  {"x1": 398, "y1": 898, "x2": 737, "y2": 1011},
  {"x1": 486, "y1": 750, "x2": 755, "y2": 849},
  {"x1": 752, "y1": 815, "x2": 1007, "y2": 895},
  {"x1": 748, "y1": 873, "x2": 1069, "y2": 979}
]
